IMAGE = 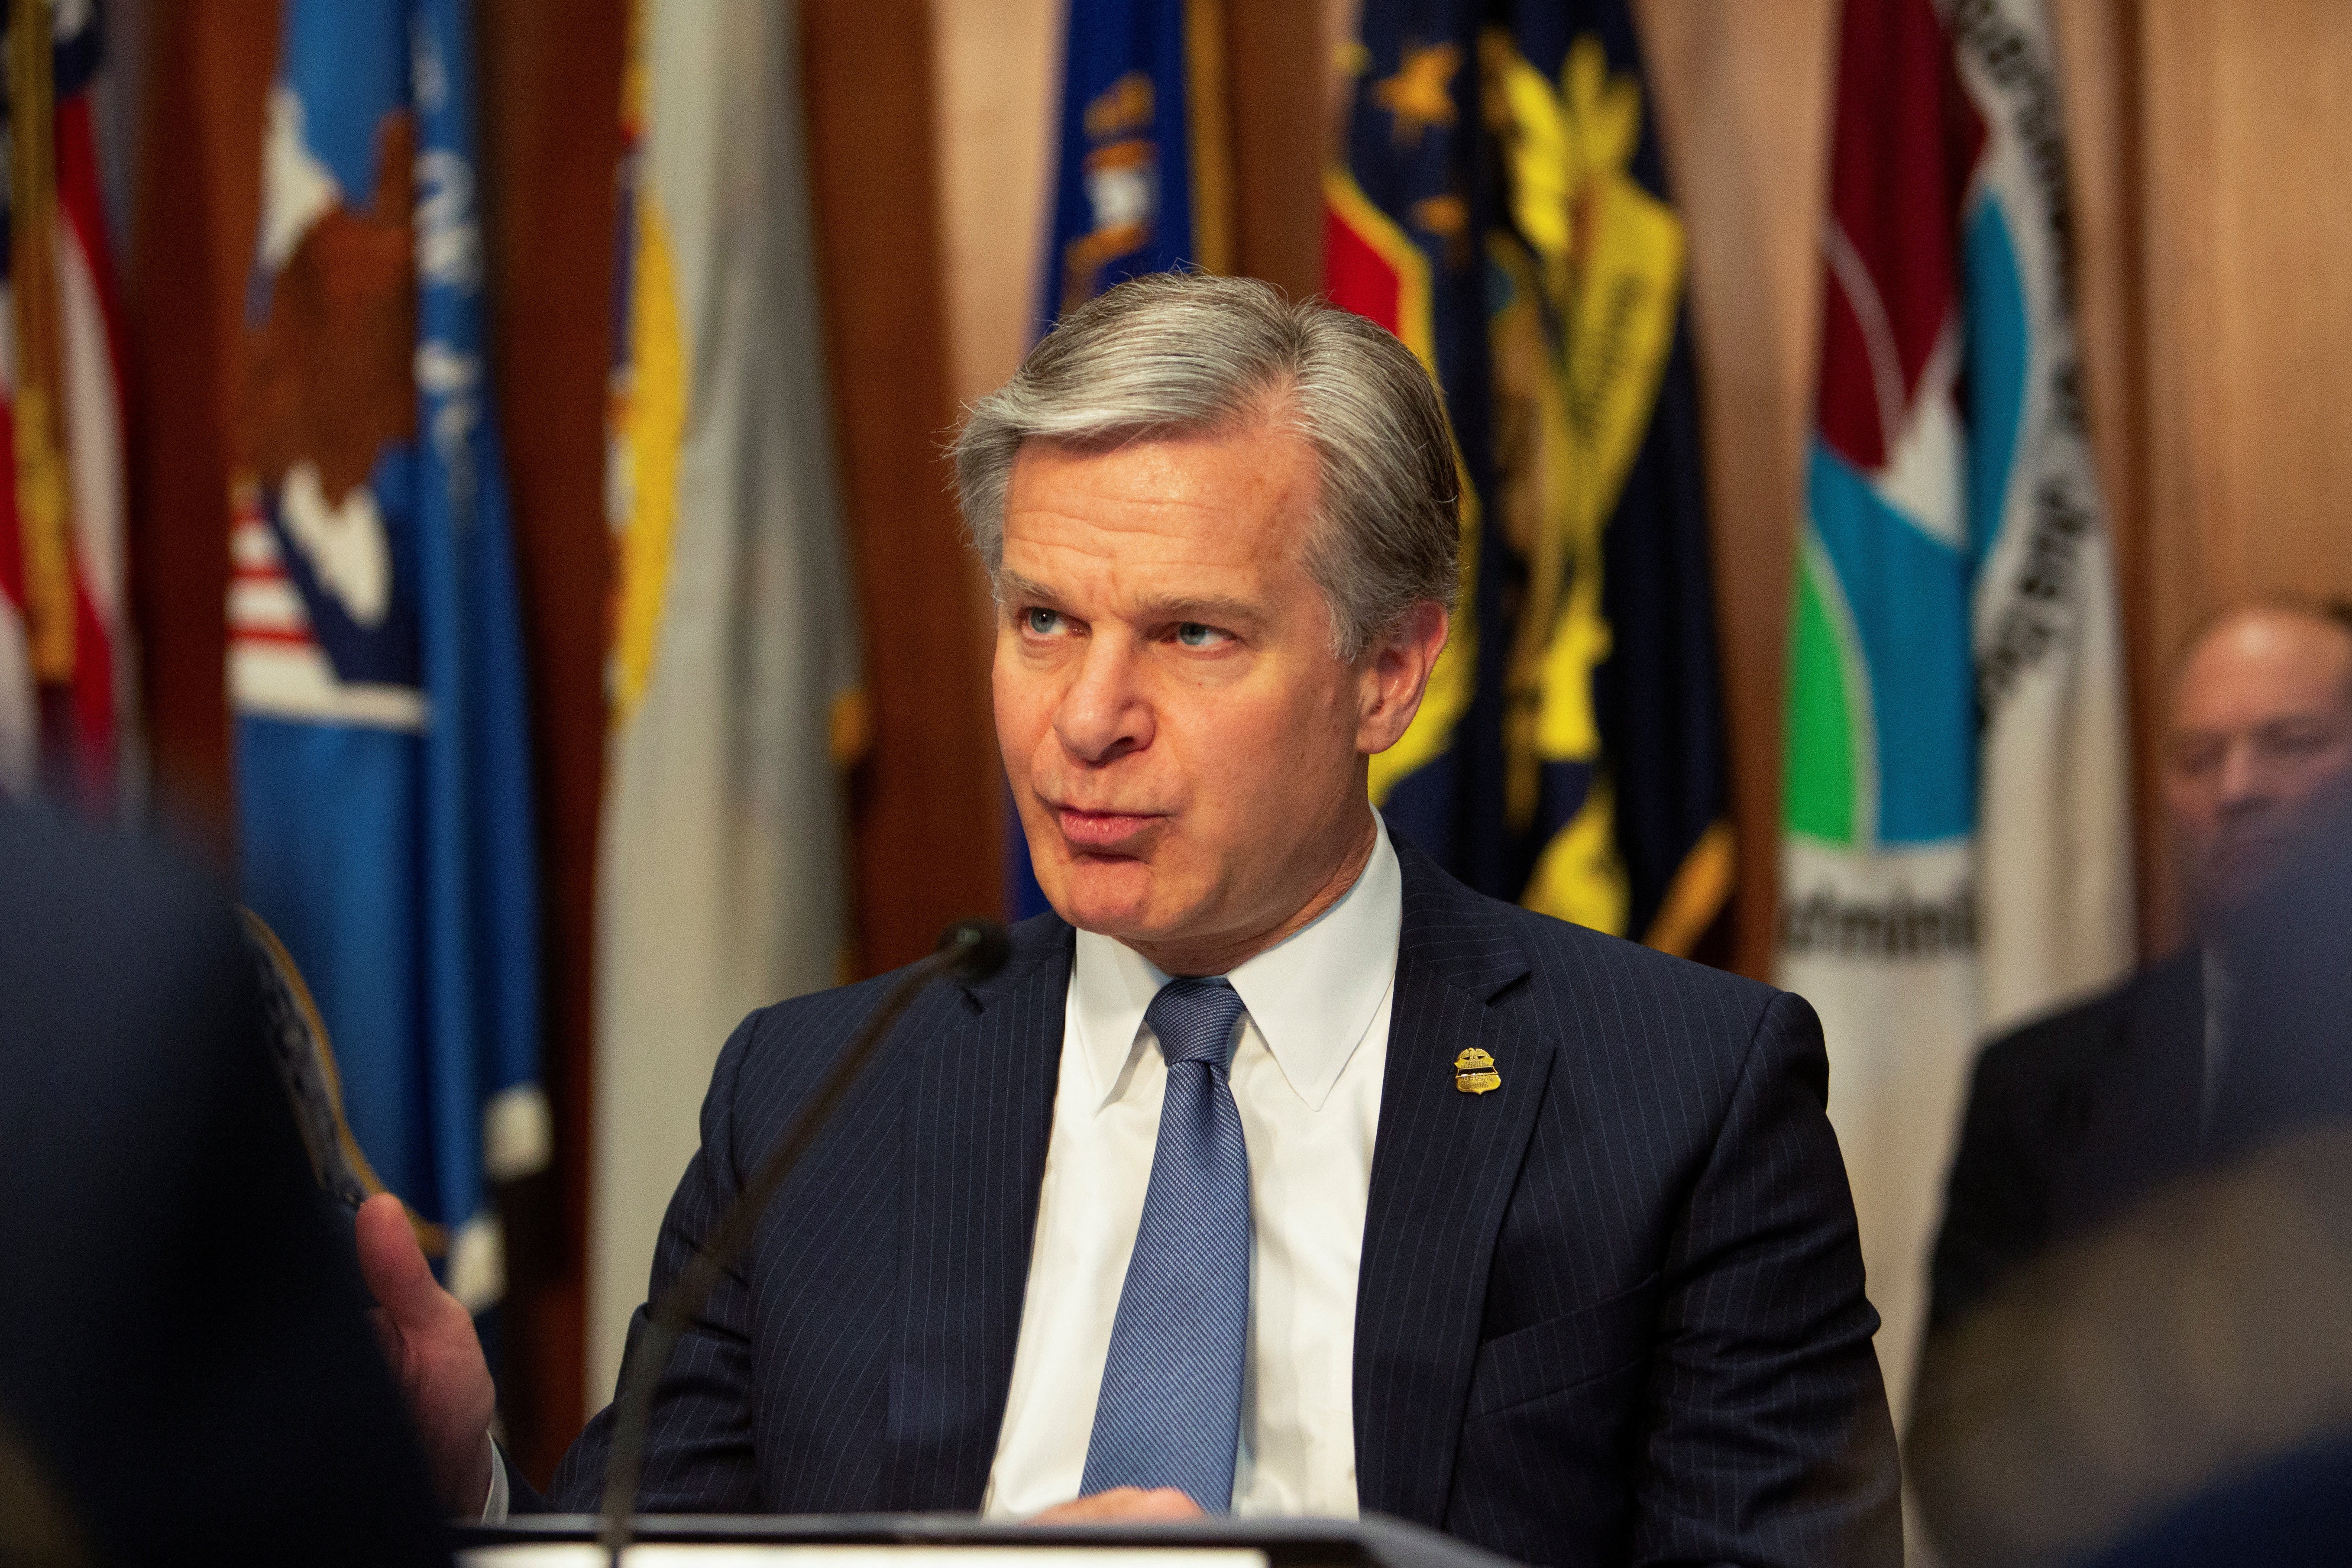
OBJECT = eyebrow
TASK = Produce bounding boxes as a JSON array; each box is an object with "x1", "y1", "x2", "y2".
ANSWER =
[
  {"x1": 996, "y1": 573, "x2": 1262, "y2": 630},
  {"x1": 1132, "y1": 592, "x2": 1262, "y2": 629},
  {"x1": 996, "y1": 573, "x2": 1060, "y2": 607}
]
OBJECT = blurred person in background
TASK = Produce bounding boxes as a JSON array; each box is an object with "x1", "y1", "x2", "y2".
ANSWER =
[
  {"x1": 1912, "y1": 600, "x2": 2352, "y2": 1565},
  {"x1": 1921, "y1": 599, "x2": 2352, "y2": 1335}
]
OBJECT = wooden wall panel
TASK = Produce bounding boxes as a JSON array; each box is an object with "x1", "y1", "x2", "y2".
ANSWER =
[
  {"x1": 1634, "y1": 0, "x2": 1839, "y2": 981},
  {"x1": 2047, "y1": 0, "x2": 2160, "y2": 957},
  {"x1": 2136, "y1": 0, "x2": 2352, "y2": 946},
  {"x1": 126, "y1": 0, "x2": 275, "y2": 862},
  {"x1": 475, "y1": 0, "x2": 627, "y2": 1484},
  {"x1": 805, "y1": 0, "x2": 1005, "y2": 973},
  {"x1": 932, "y1": 0, "x2": 1058, "y2": 408},
  {"x1": 1224, "y1": 1, "x2": 1328, "y2": 301}
]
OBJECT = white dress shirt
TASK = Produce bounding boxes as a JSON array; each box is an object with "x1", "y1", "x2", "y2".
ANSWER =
[
  {"x1": 486, "y1": 814, "x2": 1401, "y2": 1524},
  {"x1": 981, "y1": 811, "x2": 1401, "y2": 1520}
]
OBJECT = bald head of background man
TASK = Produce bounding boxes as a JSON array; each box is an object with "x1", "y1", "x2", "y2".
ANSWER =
[{"x1": 2164, "y1": 601, "x2": 2352, "y2": 930}]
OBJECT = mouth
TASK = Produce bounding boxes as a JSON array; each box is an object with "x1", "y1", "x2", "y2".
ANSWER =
[
  {"x1": 2204, "y1": 825, "x2": 2298, "y2": 892},
  {"x1": 2216, "y1": 844, "x2": 2281, "y2": 877},
  {"x1": 1051, "y1": 804, "x2": 1165, "y2": 854}
]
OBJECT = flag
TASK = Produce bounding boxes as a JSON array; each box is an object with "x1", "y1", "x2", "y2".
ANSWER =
[
  {"x1": 1326, "y1": 0, "x2": 1733, "y2": 952},
  {"x1": 0, "y1": 1, "x2": 134, "y2": 817},
  {"x1": 1776, "y1": 0, "x2": 2133, "y2": 1416},
  {"x1": 229, "y1": 0, "x2": 545, "y2": 1316},
  {"x1": 590, "y1": 0, "x2": 864, "y2": 1400},
  {"x1": 1009, "y1": 0, "x2": 1233, "y2": 919}
]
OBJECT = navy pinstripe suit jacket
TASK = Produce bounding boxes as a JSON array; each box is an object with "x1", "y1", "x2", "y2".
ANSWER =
[{"x1": 535, "y1": 841, "x2": 1901, "y2": 1567}]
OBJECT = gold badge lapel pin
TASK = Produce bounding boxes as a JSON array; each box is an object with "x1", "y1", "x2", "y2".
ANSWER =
[{"x1": 1454, "y1": 1046, "x2": 1500, "y2": 1095}]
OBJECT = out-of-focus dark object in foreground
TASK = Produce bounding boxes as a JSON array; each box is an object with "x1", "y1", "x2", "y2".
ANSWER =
[
  {"x1": 0, "y1": 806, "x2": 449, "y2": 1565},
  {"x1": 1911, "y1": 802, "x2": 2352, "y2": 1566},
  {"x1": 2079, "y1": 1429, "x2": 2352, "y2": 1568}
]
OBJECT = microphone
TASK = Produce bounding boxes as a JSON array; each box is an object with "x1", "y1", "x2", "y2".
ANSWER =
[{"x1": 599, "y1": 918, "x2": 1011, "y2": 1563}]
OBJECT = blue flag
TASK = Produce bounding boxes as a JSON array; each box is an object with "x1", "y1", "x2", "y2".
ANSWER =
[
  {"x1": 226, "y1": 0, "x2": 543, "y2": 1312},
  {"x1": 1010, "y1": 0, "x2": 1230, "y2": 918}
]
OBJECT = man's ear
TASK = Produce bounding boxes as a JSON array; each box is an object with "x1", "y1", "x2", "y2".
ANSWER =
[{"x1": 1356, "y1": 600, "x2": 1450, "y2": 756}]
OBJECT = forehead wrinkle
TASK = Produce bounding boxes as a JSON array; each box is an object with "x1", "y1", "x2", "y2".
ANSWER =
[
  {"x1": 1015, "y1": 444, "x2": 1256, "y2": 524},
  {"x1": 997, "y1": 557, "x2": 1268, "y2": 629},
  {"x1": 1009, "y1": 424, "x2": 1317, "y2": 542},
  {"x1": 1006, "y1": 488, "x2": 1255, "y2": 554},
  {"x1": 1003, "y1": 496, "x2": 1296, "y2": 588}
]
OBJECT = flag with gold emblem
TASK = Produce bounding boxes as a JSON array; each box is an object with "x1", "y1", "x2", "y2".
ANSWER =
[
  {"x1": 0, "y1": 0, "x2": 134, "y2": 817},
  {"x1": 1326, "y1": 0, "x2": 1732, "y2": 953},
  {"x1": 1010, "y1": 0, "x2": 1233, "y2": 917}
]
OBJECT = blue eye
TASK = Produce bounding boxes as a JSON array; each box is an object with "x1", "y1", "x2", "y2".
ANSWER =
[
  {"x1": 1025, "y1": 608, "x2": 1060, "y2": 634},
  {"x1": 1176, "y1": 622, "x2": 1216, "y2": 648}
]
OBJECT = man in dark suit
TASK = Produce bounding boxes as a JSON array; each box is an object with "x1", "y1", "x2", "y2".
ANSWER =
[
  {"x1": 365, "y1": 274, "x2": 1899, "y2": 1567},
  {"x1": 0, "y1": 807, "x2": 448, "y2": 1565},
  {"x1": 1911, "y1": 629, "x2": 2352, "y2": 1566},
  {"x1": 1920, "y1": 601, "x2": 2352, "y2": 1335}
]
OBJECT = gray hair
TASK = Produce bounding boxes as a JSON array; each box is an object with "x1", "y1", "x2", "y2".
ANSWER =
[{"x1": 953, "y1": 272, "x2": 1459, "y2": 660}]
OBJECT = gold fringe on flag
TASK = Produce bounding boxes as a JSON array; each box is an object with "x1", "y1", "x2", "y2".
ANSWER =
[{"x1": 8, "y1": 0, "x2": 75, "y2": 685}]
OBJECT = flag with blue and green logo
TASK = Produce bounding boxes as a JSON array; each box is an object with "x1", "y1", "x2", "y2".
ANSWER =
[{"x1": 1776, "y1": 0, "x2": 2132, "y2": 1415}]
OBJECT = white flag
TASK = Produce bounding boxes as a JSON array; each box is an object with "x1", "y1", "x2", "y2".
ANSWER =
[
  {"x1": 1776, "y1": 0, "x2": 2133, "y2": 1423},
  {"x1": 1950, "y1": 0, "x2": 2135, "y2": 1046},
  {"x1": 590, "y1": 0, "x2": 864, "y2": 1403}
]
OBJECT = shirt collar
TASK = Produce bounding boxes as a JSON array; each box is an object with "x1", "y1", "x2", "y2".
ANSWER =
[{"x1": 1070, "y1": 810, "x2": 1403, "y2": 1113}]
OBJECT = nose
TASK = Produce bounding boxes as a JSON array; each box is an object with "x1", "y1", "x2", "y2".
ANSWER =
[{"x1": 1054, "y1": 635, "x2": 1153, "y2": 765}]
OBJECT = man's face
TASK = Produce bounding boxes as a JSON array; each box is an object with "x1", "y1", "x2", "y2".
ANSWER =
[
  {"x1": 991, "y1": 420, "x2": 1431, "y2": 967},
  {"x1": 2164, "y1": 609, "x2": 2352, "y2": 922}
]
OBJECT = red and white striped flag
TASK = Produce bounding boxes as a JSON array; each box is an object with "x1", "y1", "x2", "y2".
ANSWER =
[{"x1": 0, "y1": 1, "x2": 134, "y2": 816}]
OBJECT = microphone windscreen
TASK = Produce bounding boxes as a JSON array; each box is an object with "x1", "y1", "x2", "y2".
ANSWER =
[{"x1": 937, "y1": 918, "x2": 1012, "y2": 984}]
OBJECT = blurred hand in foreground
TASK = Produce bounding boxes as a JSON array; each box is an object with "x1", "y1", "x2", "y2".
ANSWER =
[
  {"x1": 356, "y1": 1192, "x2": 497, "y2": 1515},
  {"x1": 1028, "y1": 1487, "x2": 1207, "y2": 1525}
]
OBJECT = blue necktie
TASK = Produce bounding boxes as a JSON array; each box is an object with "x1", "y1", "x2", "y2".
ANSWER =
[{"x1": 1081, "y1": 976, "x2": 1252, "y2": 1512}]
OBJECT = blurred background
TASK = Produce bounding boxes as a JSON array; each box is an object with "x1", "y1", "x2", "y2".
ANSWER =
[{"x1": 3, "y1": 0, "x2": 2349, "y2": 1547}]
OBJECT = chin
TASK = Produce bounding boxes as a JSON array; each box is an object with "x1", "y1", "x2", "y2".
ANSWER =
[{"x1": 1038, "y1": 854, "x2": 1169, "y2": 938}]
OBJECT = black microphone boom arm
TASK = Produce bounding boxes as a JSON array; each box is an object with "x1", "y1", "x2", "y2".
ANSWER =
[{"x1": 599, "y1": 918, "x2": 1011, "y2": 1562}]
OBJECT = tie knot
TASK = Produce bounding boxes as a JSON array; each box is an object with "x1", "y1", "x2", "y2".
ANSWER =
[{"x1": 1145, "y1": 976, "x2": 1246, "y2": 1069}]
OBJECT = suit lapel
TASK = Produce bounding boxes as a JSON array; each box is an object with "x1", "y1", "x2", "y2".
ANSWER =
[
  {"x1": 1353, "y1": 845, "x2": 1551, "y2": 1526},
  {"x1": 886, "y1": 917, "x2": 1071, "y2": 1507},
  {"x1": 2067, "y1": 952, "x2": 2205, "y2": 1232}
]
